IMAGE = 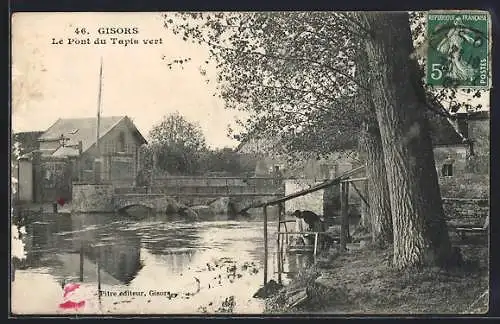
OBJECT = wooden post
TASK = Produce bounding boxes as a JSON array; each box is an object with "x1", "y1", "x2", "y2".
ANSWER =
[
  {"x1": 79, "y1": 246, "x2": 84, "y2": 282},
  {"x1": 97, "y1": 248, "x2": 101, "y2": 293},
  {"x1": 263, "y1": 205, "x2": 268, "y2": 286},
  {"x1": 282, "y1": 203, "x2": 288, "y2": 246},
  {"x1": 11, "y1": 260, "x2": 15, "y2": 282},
  {"x1": 78, "y1": 141, "x2": 83, "y2": 181},
  {"x1": 340, "y1": 182, "x2": 348, "y2": 252},
  {"x1": 346, "y1": 181, "x2": 350, "y2": 242},
  {"x1": 283, "y1": 220, "x2": 287, "y2": 247},
  {"x1": 313, "y1": 233, "x2": 319, "y2": 256},
  {"x1": 277, "y1": 203, "x2": 282, "y2": 284}
]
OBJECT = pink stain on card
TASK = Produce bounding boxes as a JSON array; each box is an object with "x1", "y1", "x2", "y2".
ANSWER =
[
  {"x1": 59, "y1": 283, "x2": 86, "y2": 310},
  {"x1": 63, "y1": 283, "x2": 80, "y2": 298},
  {"x1": 59, "y1": 300, "x2": 86, "y2": 309}
]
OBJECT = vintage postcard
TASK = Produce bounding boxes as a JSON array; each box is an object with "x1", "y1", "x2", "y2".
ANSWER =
[{"x1": 10, "y1": 11, "x2": 491, "y2": 316}]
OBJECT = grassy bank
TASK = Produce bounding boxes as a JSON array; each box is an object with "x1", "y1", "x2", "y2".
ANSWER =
[{"x1": 265, "y1": 238, "x2": 488, "y2": 315}]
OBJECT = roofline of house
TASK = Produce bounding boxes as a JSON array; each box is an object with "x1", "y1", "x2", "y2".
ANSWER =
[
  {"x1": 37, "y1": 137, "x2": 62, "y2": 142},
  {"x1": 455, "y1": 110, "x2": 490, "y2": 120},
  {"x1": 18, "y1": 154, "x2": 32, "y2": 160},
  {"x1": 122, "y1": 116, "x2": 148, "y2": 145},
  {"x1": 94, "y1": 115, "x2": 147, "y2": 146},
  {"x1": 38, "y1": 116, "x2": 148, "y2": 156},
  {"x1": 37, "y1": 118, "x2": 63, "y2": 140},
  {"x1": 83, "y1": 116, "x2": 148, "y2": 154},
  {"x1": 13, "y1": 130, "x2": 45, "y2": 136},
  {"x1": 81, "y1": 118, "x2": 121, "y2": 155},
  {"x1": 433, "y1": 143, "x2": 468, "y2": 148}
]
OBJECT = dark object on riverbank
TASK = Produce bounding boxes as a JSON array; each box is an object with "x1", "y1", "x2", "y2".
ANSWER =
[
  {"x1": 293, "y1": 209, "x2": 332, "y2": 251},
  {"x1": 293, "y1": 210, "x2": 322, "y2": 229},
  {"x1": 253, "y1": 279, "x2": 284, "y2": 299}
]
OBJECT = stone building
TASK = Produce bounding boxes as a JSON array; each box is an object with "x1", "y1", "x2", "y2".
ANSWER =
[
  {"x1": 15, "y1": 116, "x2": 147, "y2": 203},
  {"x1": 435, "y1": 110, "x2": 490, "y2": 198},
  {"x1": 12, "y1": 131, "x2": 45, "y2": 202}
]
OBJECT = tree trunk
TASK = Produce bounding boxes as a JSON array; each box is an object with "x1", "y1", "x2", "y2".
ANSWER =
[
  {"x1": 356, "y1": 46, "x2": 393, "y2": 246},
  {"x1": 360, "y1": 12, "x2": 455, "y2": 269},
  {"x1": 361, "y1": 121, "x2": 393, "y2": 245},
  {"x1": 355, "y1": 131, "x2": 370, "y2": 233}
]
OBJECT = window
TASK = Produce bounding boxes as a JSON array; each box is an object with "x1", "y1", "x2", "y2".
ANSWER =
[
  {"x1": 118, "y1": 132, "x2": 126, "y2": 152},
  {"x1": 457, "y1": 118, "x2": 469, "y2": 139},
  {"x1": 442, "y1": 163, "x2": 453, "y2": 177},
  {"x1": 442, "y1": 155, "x2": 455, "y2": 177}
]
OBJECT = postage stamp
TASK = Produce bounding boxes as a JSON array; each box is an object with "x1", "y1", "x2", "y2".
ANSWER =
[{"x1": 426, "y1": 10, "x2": 491, "y2": 88}]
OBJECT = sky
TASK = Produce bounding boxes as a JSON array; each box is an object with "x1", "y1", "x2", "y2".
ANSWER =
[{"x1": 11, "y1": 12, "x2": 245, "y2": 149}]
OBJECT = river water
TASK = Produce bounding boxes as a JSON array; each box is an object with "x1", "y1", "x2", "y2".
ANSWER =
[{"x1": 11, "y1": 210, "x2": 313, "y2": 315}]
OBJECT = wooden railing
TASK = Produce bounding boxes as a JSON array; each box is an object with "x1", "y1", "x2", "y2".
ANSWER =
[{"x1": 259, "y1": 165, "x2": 367, "y2": 286}]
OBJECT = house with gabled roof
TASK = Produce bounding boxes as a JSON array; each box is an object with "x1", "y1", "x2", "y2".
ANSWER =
[{"x1": 16, "y1": 116, "x2": 147, "y2": 203}]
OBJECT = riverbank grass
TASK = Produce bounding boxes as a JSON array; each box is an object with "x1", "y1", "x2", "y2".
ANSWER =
[{"x1": 266, "y1": 240, "x2": 488, "y2": 314}]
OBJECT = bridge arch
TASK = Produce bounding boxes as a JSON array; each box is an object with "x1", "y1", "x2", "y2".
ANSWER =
[
  {"x1": 113, "y1": 195, "x2": 159, "y2": 213},
  {"x1": 117, "y1": 203, "x2": 155, "y2": 213}
]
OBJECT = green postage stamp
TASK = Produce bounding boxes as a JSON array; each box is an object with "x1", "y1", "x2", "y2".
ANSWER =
[{"x1": 426, "y1": 10, "x2": 491, "y2": 88}]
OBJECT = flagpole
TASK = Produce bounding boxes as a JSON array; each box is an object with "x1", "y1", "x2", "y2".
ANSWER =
[
  {"x1": 94, "y1": 57, "x2": 103, "y2": 184},
  {"x1": 95, "y1": 58, "x2": 104, "y2": 310},
  {"x1": 96, "y1": 57, "x2": 103, "y2": 156}
]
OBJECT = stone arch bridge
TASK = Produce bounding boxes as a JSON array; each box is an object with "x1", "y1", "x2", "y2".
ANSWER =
[
  {"x1": 112, "y1": 193, "x2": 284, "y2": 214},
  {"x1": 113, "y1": 194, "x2": 176, "y2": 213}
]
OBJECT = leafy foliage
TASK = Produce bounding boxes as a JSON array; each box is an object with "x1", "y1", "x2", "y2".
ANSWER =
[
  {"x1": 162, "y1": 11, "x2": 486, "y2": 159},
  {"x1": 199, "y1": 147, "x2": 257, "y2": 176},
  {"x1": 164, "y1": 12, "x2": 363, "y2": 161},
  {"x1": 144, "y1": 111, "x2": 207, "y2": 175},
  {"x1": 140, "y1": 112, "x2": 257, "y2": 177}
]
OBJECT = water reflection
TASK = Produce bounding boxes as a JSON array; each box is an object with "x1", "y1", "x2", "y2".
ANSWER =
[{"x1": 12, "y1": 211, "x2": 312, "y2": 314}]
